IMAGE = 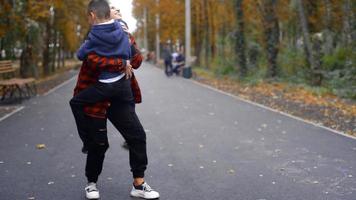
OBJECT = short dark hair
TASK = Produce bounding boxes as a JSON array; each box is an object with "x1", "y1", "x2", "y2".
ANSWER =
[{"x1": 88, "y1": 0, "x2": 111, "y2": 20}]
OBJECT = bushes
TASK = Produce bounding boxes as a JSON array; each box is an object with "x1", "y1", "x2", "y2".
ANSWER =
[
  {"x1": 322, "y1": 48, "x2": 353, "y2": 71},
  {"x1": 321, "y1": 48, "x2": 356, "y2": 99},
  {"x1": 278, "y1": 47, "x2": 308, "y2": 83},
  {"x1": 201, "y1": 45, "x2": 355, "y2": 99}
]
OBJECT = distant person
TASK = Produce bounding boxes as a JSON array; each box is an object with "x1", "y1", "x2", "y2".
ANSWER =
[
  {"x1": 172, "y1": 48, "x2": 185, "y2": 76},
  {"x1": 146, "y1": 51, "x2": 156, "y2": 63},
  {"x1": 162, "y1": 45, "x2": 172, "y2": 76}
]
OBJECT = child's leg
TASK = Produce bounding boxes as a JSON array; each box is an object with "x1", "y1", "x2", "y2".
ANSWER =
[
  {"x1": 69, "y1": 83, "x2": 112, "y2": 149},
  {"x1": 85, "y1": 116, "x2": 109, "y2": 183}
]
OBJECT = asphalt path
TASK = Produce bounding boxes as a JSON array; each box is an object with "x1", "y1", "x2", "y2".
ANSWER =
[{"x1": 0, "y1": 63, "x2": 355, "y2": 200}]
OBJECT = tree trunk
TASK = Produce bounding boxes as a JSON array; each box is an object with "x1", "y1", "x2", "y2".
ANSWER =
[
  {"x1": 52, "y1": 30, "x2": 58, "y2": 71},
  {"x1": 20, "y1": 36, "x2": 38, "y2": 78},
  {"x1": 220, "y1": 21, "x2": 227, "y2": 60},
  {"x1": 208, "y1": 1, "x2": 216, "y2": 59},
  {"x1": 296, "y1": 0, "x2": 321, "y2": 86},
  {"x1": 60, "y1": 36, "x2": 65, "y2": 68},
  {"x1": 257, "y1": 0, "x2": 280, "y2": 78},
  {"x1": 342, "y1": 0, "x2": 354, "y2": 46},
  {"x1": 0, "y1": 38, "x2": 3, "y2": 60},
  {"x1": 323, "y1": 0, "x2": 334, "y2": 55},
  {"x1": 56, "y1": 33, "x2": 61, "y2": 69},
  {"x1": 193, "y1": 0, "x2": 203, "y2": 66},
  {"x1": 43, "y1": 21, "x2": 52, "y2": 76},
  {"x1": 235, "y1": 0, "x2": 247, "y2": 77},
  {"x1": 203, "y1": 0, "x2": 210, "y2": 68}
]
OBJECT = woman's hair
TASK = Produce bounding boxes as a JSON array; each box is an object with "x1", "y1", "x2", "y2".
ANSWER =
[{"x1": 87, "y1": 0, "x2": 111, "y2": 20}]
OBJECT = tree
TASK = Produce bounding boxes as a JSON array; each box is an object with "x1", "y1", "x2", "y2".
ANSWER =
[
  {"x1": 235, "y1": 0, "x2": 247, "y2": 77},
  {"x1": 296, "y1": 0, "x2": 322, "y2": 86},
  {"x1": 257, "y1": 0, "x2": 280, "y2": 78},
  {"x1": 0, "y1": 0, "x2": 88, "y2": 77}
]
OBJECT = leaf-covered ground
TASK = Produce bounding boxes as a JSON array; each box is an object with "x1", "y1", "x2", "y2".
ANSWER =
[{"x1": 193, "y1": 71, "x2": 355, "y2": 136}]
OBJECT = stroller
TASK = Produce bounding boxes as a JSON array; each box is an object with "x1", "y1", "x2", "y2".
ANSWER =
[{"x1": 171, "y1": 52, "x2": 185, "y2": 76}]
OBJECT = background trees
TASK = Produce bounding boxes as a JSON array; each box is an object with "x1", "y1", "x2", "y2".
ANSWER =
[
  {"x1": 1, "y1": 0, "x2": 354, "y2": 98},
  {"x1": 133, "y1": 0, "x2": 355, "y2": 98},
  {"x1": 0, "y1": 0, "x2": 88, "y2": 77}
]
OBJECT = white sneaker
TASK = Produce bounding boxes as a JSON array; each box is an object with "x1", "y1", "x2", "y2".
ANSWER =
[
  {"x1": 130, "y1": 182, "x2": 160, "y2": 199},
  {"x1": 85, "y1": 182, "x2": 100, "y2": 199}
]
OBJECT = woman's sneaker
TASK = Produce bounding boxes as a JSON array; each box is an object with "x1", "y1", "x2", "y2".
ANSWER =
[
  {"x1": 85, "y1": 182, "x2": 100, "y2": 199},
  {"x1": 130, "y1": 182, "x2": 160, "y2": 199}
]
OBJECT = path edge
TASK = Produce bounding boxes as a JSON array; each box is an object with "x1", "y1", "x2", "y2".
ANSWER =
[
  {"x1": 0, "y1": 106, "x2": 25, "y2": 122},
  {"x1": 188, "y1": 78, "x2": 356, "y2": 140}
]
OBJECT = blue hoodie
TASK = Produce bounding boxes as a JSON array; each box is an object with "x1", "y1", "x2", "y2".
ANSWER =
[
  {"x1": 77, "y1": 20, "x2": 130, "y2": 60},
  {"x1": 76, "y1": 20, "x2": 131, "y2": 80}
]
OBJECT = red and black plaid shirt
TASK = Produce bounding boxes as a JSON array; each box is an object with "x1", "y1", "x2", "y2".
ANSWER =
[{"x1": 73, "y1": 35, "x2": 143, "y2": 119}]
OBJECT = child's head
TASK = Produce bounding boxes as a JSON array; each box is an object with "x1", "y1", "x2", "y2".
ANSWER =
[{"x1": 87, "y1": 0, "x2": 111, "y2": 25}]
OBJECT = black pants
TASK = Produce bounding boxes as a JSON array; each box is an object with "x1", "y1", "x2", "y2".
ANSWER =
[
  {"x1": 164, "y1": 60, "x2": 172, "y2": 76},
  {"x1": 69, "y1": 78, "x2": 147, "y2": 182}
]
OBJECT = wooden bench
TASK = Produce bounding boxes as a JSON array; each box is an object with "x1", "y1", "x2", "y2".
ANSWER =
[{"x1": 0, "y1": 60, "x2": 37, "y2": 102}]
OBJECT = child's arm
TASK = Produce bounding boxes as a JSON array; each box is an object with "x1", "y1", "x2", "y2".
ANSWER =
[{"x1": 76, "y1": 40, "x2": 91, "y2": 61}]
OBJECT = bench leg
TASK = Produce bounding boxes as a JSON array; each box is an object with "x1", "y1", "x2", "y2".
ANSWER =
[
  {"x1": 1, "y1": 86, "x2": 10, "y2": 101},
  {"x1": 25, "y1": 83, "x2": 37, "y2": 97},
  {"x1": 24, "y1": 84, "x2": 31, "y2": 97},
  {"x1": 1, "y1": 83, "x2": 37, "y2": 102},
  {"x1": 8, "y1": 85, "x2": 17, "y2": 100},
  {"x1": 1, "y1": 85, "x2": 16, "y2": 101},
  {"x1": 15, "y1": 84, "x2": 26, "y2": 100}
]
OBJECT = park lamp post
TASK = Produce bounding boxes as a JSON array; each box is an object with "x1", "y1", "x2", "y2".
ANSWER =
[{"x1": 183, "y1": 0, "x2": 192, "y2": 79}]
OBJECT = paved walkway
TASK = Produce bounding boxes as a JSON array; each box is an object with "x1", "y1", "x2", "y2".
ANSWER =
[{"x1": 0, "y1": 63, "x2": 355, "y2": 200}]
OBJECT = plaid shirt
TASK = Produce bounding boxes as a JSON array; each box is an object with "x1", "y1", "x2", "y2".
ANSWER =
[{"x1": 73, "y1": 35, "x2": 143, "y2": 119}]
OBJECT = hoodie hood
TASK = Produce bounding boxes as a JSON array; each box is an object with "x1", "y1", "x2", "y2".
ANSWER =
[
  {"x1": 77, "y1": 20, "x2": 131, "y2": 60},
  {"x1": 90, "y1": 21, "x2": 124, "y2": 47}
]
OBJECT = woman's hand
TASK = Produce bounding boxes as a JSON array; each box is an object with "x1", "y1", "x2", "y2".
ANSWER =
[{"x1": 125, "y1": 61, "x2": 133, "y2": 79}]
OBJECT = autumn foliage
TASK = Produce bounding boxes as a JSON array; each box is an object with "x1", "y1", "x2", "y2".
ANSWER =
[
  {"x1": 133, "y1": 0, "x2": 355, "y2": 98},
  {"x1": 0, "y1": 0, "x2": 89, "y2": 77}
]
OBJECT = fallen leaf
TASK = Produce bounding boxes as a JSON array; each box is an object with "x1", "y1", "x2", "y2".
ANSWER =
[{"x1": 36, "y1": 144, "x2": 46, "y2": 149}]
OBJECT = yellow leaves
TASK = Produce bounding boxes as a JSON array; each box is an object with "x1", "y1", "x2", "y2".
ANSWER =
[
  {"x1": 62, "y1": 21, "x2": 79, "y2": 51},
  {"x1": 36, "y1": 144, "x2": 46, "y2": 149},
  {"x1": 133, "y1": 0, "x2": 236, "y2": 43},
  {"x1": 26, "y1": 0, "x2": 51, "y2": 21},
  {"x1": 195, "y1": 68, "x2": 356, "y2": 122}
]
